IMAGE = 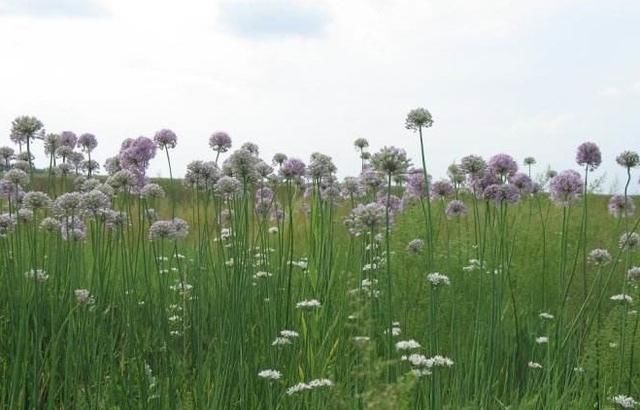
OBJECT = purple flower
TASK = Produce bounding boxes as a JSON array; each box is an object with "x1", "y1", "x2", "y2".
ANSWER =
[
  {"x1": 470, "y1": 170, "x2": 500, "y2": 197},
  {"x1": 509, "y1": 172, "x2": 533, "y2": 194},
  {"x1": 616, "y1": 150, "x2": 639, "y2": 169},
  {"x1": 60, "y1": 131, "x2": 77, "y2": 148},
  {"x1": 377, "y1": 193, "x2": 403, "y2": 214},
  {"x1": 608, "y1": 195, "x2": 635, "y2": 218},
  {"x1": 430, "y1": 180, "x2": 454, "y2": 200},
  {"x1": 280, "y1": 158, "x2": 306, "y2": 180},
  {"x1": 154, "y1": 129, "x2": 178, "y2": 149},
  {"x1": 407, "y1": 239, "x2": 424, "y2": 254},
  {"x1": 576, "y1": 142, "x2": 601, "y2": 170},
  {"x1": 209, "y1": 132, "x2": 232, "y2": 153},
  {"x1": 549, "y1": 170, "x2": 583, "y2": 207},
  {"x1": 118, "y1": 136, "x2": 157, "y2": 187},
  {"x1": 488, "y1": 153, "x2": 518, "y2": 178},
  {"x1": 483, "y1": 184, "x2": 521, "y2": 204},
  {"x1": 78, "y1": 133, "x2": 98, "y2": 153},
  {"x1": 445, "y1": 200, "x2": 468, "y2": 218},
  {"x1": 405, "y1": 169, "x2": 431, "y2": 198}
]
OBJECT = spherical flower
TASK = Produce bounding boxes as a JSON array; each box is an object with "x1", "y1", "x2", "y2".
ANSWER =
[
  {"x1": 470, "y1": 170, "x2": 500, "y2": 197},
  {"x1": 255, "y1": 161, "x2": 274, "y2": 178},
  {"x1": 344, "y1": 202, "x2": 386, "y2": 235},
  {"x1": 627, "y1": 266, "x2": 640, "y2": 282},
  {"x1": 405, "y1": 169, "x2": 431, "y2": 198},
  {"x1": 0, "y1": 213, "x2": 17, "y2": 236},
  {"x1": 272, "y1": 153, "x2": 287, "y2": 166},
  {"x1": 483, "y1": 184, "x2": 521, "y2": 204},
  {"x1": 107, "y1": 169, "x2": 138, "y2": 192},
  {"x1": 209, "y1": 131, "x2": 232, "y2": 153},
  {"x1": 523, "y1": 157, "x2": 536, "y2": 166},
  {"x1": 371, "y1": 146, "x2": 410, "y2": 176},
  {"x1": 154, "y1": 129, "x2": 178, "y2": 149},
  {"x1": 172, "y1": 218, "x2": 189, "y2": 239},
  {"x1": 214, "y1": 176, "x2": 241, "y2": 197},
  {"x1": 39, "y1": 217, "x2": 61, "y2": 233},
  {"x1": 52, "y1": 192, "x2": 83, "y2": 217},
  {"x1": 140, "y1": 183, "x2": 166, "y2": 199},
  {"x1": 3, "y1": 168, "x2": 29, "y2": 186},
  {"x1": 608, "y1": 195, "x2": 635, "y2": 218},
  {"x1": 60, "y1": 218, "x2": 86, "y2": 241},
  {"x1": 619, "y1": 232, "x2": 640, "y2": 251},
  {"x1": 307, "y1": 152, "x2": 337, "y2": 180},
  {"x1": 78, "y1": 133, "x2": 98, "y2": 153},
  {"x1": 616, "y1": 150, "x2": 640, "y2": 169},
  {"x1": 488, "y1": 153, "x2": 518, "y2": 178},
  {"x1": 405, "y1": 108, "x2": 434, "y2": 130},
  {"x1": 377, "y1": 193, "x2": 403, "y2": 214},
  {"x1": 447, "y1": 163, "x2": 465, "y2": 184},
  {"x1": 460, "y1": 155, "x2": 486, "y2": 176},
  {"x1": 588, "y1": 249, "x2": 612, "y2": 266},
  {"x1": 80, "y1": 190, "x2": 111, "y2": 215},
  {"x1": 576, "y1": 142, "x2": 602, "y2": 170},
  {"x1": 22, "y1": 191, "x2": 51, "y2": 210},
  {"x1": 104, "y1": 156, "x2": 121, "y2": 175},
  {"x1": 56, "y1": 162, "x2": 74, "y2": 176},
  {"x1": 74, "y1": 289, "x2": 95, "y2": 305},
  {"x1": 0, "y1": 146, "x2": 15, "y2": 161},
  {"x1": 549, "y1": 170, "x2": 583, "y2": 207},
  {"x1": 426, "y1": 272, "x2": 450, "y2": 287},
  {"x1": 407, "y1": 238, "x2": 424, "y2": 254},
  {"x1": 361, "y1": 168, "x2": 385, "y2": 193},
  {"x1": 445, "y1": 200, "x2": 468, "y2": 219},
  {"x1": 280, "y1": 158, "x2": 306, "y2": 179},
  {"x1": 430, "y1": 180, "x2": 454, "y2": 199},
  {"x1": 60, "y1": 131, "x2": 77, "y2": 148},
  {"x1": 612, "y1": 395, "x2": 637, "y2": 409},
  {"x1": 509, "y1": 172, "x2": 533, "y2": 194},
  {"x1": 149, "y1": 220, "x2": 177, "y2": 241},
  {"x1": 341, "y1": 176, "x2": 364, "y2": 198}
]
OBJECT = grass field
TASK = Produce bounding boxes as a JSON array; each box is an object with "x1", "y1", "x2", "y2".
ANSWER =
[{"x1": 0, "y1": 127, "x2": 639, "y2": 408}]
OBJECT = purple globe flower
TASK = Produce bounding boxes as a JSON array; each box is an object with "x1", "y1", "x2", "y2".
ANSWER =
[
  {"x1": 280, "y1": 158, "x2": 306, "y2": 179},
  {"x1": 209, "y1": 132, "x2": 232, "y2": 153},
  {"x1": 509, "y1": 172, "x2": 533, "y2": 194},
  {"x1": 576, "y1": 142, "x2": 601, "y2": 170},
  {"x1": 377, "y1": 193, "x2": 403, "y2": 214},
  {"x1": 118, "y1": 136, "x2": 157, "y2": 187},
  {"x1": 60, "y1": 131, "x2": 77, "y2": 148},
  {"x1": 608, "y1": 195, "x2": 635, "y2": 218},
  {"x1": 405, "y1": 169, "x2": 431, "y2": 198},
  {"x1": 488, "y1": 153, "x2": 518, "y2": 178},
  {"x1": 430, "y1": 179, "x2": 454, "y2": 200},
  {"x1": 549, "y1": 170, "x2": 583, "y2": 207},
  {"x1": 483, "y1": 184, "x2": 521, "y2": 204},
  {"x1": 470, "y1": 170, "x2": 500, "y2": 197},
  {"x1": 78, "y1": 133, "x2": 98, "y2": 153},
  {"x1": 445, "y1": 199, "x2": 468, "y2": 218},
  {"x1": 154, "y1": 129, "x2": 178, "y2": 149}
]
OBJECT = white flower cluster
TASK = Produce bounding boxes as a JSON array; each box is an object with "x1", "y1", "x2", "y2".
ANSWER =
[
  {"x1": 535, "y1": 336, "x2": 549, "y2": 344},
  {"x1": 613, "y1": 395, "x2": 637, "y2": 409},
  {"x1": 462, "y1": 259, "x2": 481, "y2": 273},
  {"x1": 253, "y1": 271, "x2": 273, "y2": 280},
  {"x1": 296, "y1": 299, "x2": 321, "y2": 310},
  {"x1": 426, "y1": 272, "x2": 450, "y2": 287},
  {"x1": 384, "y1": 322, "x2": 402, "y2": 337},
  {"x1": 528, "y1": 361, "x2": 543, "y2": 369},
  {"x1": 286, "y1": 379, "x2": 333, "y2": 395},
  {"x1": 25, "y1": 269, "x2": 49, "y2": 282},
  {"x1": 272, "y1": 329, "x2": 299, "y2": 346},
  {"x1": 610, "y1": 294, "x2": 633, "y2": 303},
  {"x1": 395, "y1": 339, "x2": 421, "y2": 351},
  {"x1": 539, "y1": 312, "x2": 554, "y2": 320},
  {"x1": 258, "y1": 369, "x2": 282, "y2": 380},
  {"x1": 401, "y1": 354, "x2": 454, "y2": 377}
]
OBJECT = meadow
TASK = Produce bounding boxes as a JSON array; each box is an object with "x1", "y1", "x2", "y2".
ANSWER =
[{"x1": 0, "y1": 111, "x2": 638, "y2": 409}]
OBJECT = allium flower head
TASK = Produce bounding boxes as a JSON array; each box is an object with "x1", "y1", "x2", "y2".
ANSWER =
[
  {"x1": 60, "y1": 218, "x2": 86, "y2": 241},
  {"x1": 445, "y1": 200, "x2": 468, "y2": 218},
  {"x1": 295, "y1": 299, "x2": 321, "y2": 310},
  {"x1": 576, "y1": 142, "x2": 602, "y2": 170},
  {"x1": 0, "y1": 146, "x2": 15, "y2": 161},
  {"x1": 612, "y1": 394, "x2": 637, "y2": 409},
  {"x1": 307, "y1": 152, "x2": 337, "y2": 180},
  {"x1": 407, "y1": 238, "x2": 424, "y2": 254},
  {"x1": 0, "y1": 213, "x2": 17, "y2": 236},
  {"x1": 616, "y1": 150, "x2": 640, "y2": 169},
  {"x1": 627, "y1": 266, "x2": 640, "y2": 282},
  {"x1": 371, "y1": 146, "x2": 410, "y2": 176},
  {"x1": 608, "y1": 195, "x2": 635, "y2": 218},
  {"x1": 60, "y1": 131, "x2": 77, "y2": 148},
  {"x1": 395, "y1": 340, "x2": 421, "y2": 351},
  {"x1": 426, "y1": 272, "x2": 450, "y2": 287},
  {"x1": 140, "y1": 183, "x2": 166, "y2": 199},
  {"x1": 52, "y1": 192, "x2": 83, "y2": 217},
  {"x1": 172, "y1": 217, "x2": 190, "y2": 239},
  {"x1": 619, "y1": 232, "x2": 640, "y2": 251},
  {"x1": 483, "y1": 184, "x2": 521, "y2": 204},
  {"x1": 272, "y1": 152, "x2": 287, "y2": 166},
  {"x1": 588, "y1": 249, "x2": 612, "y2": 266},
  {"x1": 523, "y1": 157, "x2": 536, "y2": 166},
  {"x1": 224, "y1": 148, "x2": 259, "y2": 181},
  {"x1": 22, "y1": 191, "x2": 51, "y2": 209},
  {"x1": 430, "y1": 180, "x2": 454, "y2": 199},
  {"x1": 3, "y1": 168, "x2": 29, "y2": 186},
  {"x1": 214, "y1": 176, "x2": 241, "y2": 197},
  {"x1": 509, "y1": 172, "x2": 533, "y2": 194},
  {"x1": 361, "y1": 168, "x2": 385, "y2": 193},
  {"x1": 341, "y1": 176, "x2": 364, "y2": 198},
  {"x1": 255, "y1": 160, "x2": 274, "y2": 178},
  {"x1": 107, "y1": 169, "x2": 138, "y2": 191},
  {"x1": 354, "y1": 138, "x2": 369, "y2": 149},
  {"x1": 377, "y1": 193, "x2": 402, "y2": 214},
  {"x1": 280, "y1": 158, "x2": 306, "y2": 179},
  {"x1": 258, "y1": 369, "x2": 282, "y2": 380},
  {"x1": 344, "y1": 202, "x2": 386, "y2": 235},
  {"x1": 39, "y1": 217, "x2": 61, "y2": 232},
  {"x1": 154, "y1": 129, "x2": 178, "y2": 149},
  {"x1": 405, "y1": 107, "x2": 433, "y2": 130},
  {"x1": 44, "y1": 133, "x2": 61, "y2": 155},
  {"x1": 488, "y1": 153, "x2": 518, "y2": 178},
  {"x1": 549, "y1": 170, "x2": 583, "y2": 207},
  {"x1": 209, "y1": 131, "x2": 232, "y2": 153},
  {"x1": 460, "y1": 155, "x2": 486, "y2": 176},
  {"x1": 80, "y1": 190, "x2": 111, "y2": 215},
  {"x1": 149, "y1": 220, "x2": 177, "y2": 241},
  {"x1": 78, "y1": 133, "x2": 98, "y2": 153},
  {"x1": 11, "y1": 116, "x2": 44, "y2": 143},
  {"x1": 447, "y1": 163, "x2": 465, "y2": 184}
]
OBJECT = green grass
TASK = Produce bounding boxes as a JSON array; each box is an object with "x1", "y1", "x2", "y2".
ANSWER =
[{"x1": 0, "y1": 173, "x2": 638, "y2": 409}]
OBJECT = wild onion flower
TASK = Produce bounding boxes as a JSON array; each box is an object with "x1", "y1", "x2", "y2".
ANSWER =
[
  {"x1": 60, "y1": 131, "x2": 77, "y2": 148},
  {"x1": 0, "y1": 146, "x2": 15, "y2": 164},
  {"x1": 361, "y1": 168, "x2": 385, "y2": 193},
  {"x1": 523, "y1": 157, "x2": 536, "y2": 166},
  {"x1": 612, "y1": 395, "x2": 637, "y2": 409},
  {"x1": 509, "y1": 172, "x2": 533, "y2": 194},
  {"x1": 483, "y1": 184, "x2": 521, "y2": 204},
  {"x1": 278, "y1": 158, "x2": 305, "y2": 180},
  {"x1": 272, "y1": 152, "x2": 287, "y2": 166},
  {"x1": 3, "y1": 168, "x2": 29, "y2": 186},
  {"x1": 405, "y1": 108, "x2": 434, "y2": 130},
  {"x1": 39, "y1": 217, "x2": 61, "y2": 232},
  {"x1": 140, "y1": 183, "x2": 166, "y2": 199},
  {"x1": 445, "y1": 200, "x2": 467, "y2": 219},
  {"x1": 549, "y1": 170, "x2": 583, "y2": 206},
  {"x1": 354, "y1": 138, "x2": 369, "y2": 149},
  {"x1": 447, "y1": 163, "x2": 465, "y2": 185},
  {"x1": 431, "y1": 180, "x2": 454, "y2": 199},
  {"x1": 80, "y1": 190, "x2": 111, "y2": 215},
  {"x1": 74, "y1": 289, "x2": 95, "y2": 305},
  {"x1": 52, "y1": 192, "x2": 83, "y2": 217},
  {"x1": 258, "y1": 369, "x2": 282, "y2": 380},
  {"x1": 171, "y1": 218, "x2": 189, "y2": 239},
  {"x1": 539, "y1": 312, "x2": 554, "y2": 320},
  {"x1": 619, "y1": 232, "x2": 640, "y2": 251},
  {"x1": 576, "y1": 142, "x2": 602, "y2": 170},
  {"x1": 241, "y1": 142, "x2": 259, "y2": 156},
  {"x1": 344, "y1": 202, "x2": 386, "y2": 235},
  {"x1": 280, "y1": 330, "x2": 299, "y2": 339},
  {"x1": 286, "y1": 379, "x2": 333, "y2": 395},
  {"x1": 405, "y1": 170, "x2": 431, "y2": 198},
  {"x1": 307, "y1": 152, "x2": 337, "y2": 181},
  {"x1": 427, "y1": 272, "x2": 450, "y2": 287},
  {"x1": 376, "y1": 193, "x2": 402, "y2": 214},
  {"x1": 17, "y1": 208, "x2": 33, "y2": 223},
  {"x1": 528, "y1": 362, "x2": 543, "y2": 369},
  {"x1": 22, "y1": 191, "x2": 51, "y2": 209},
  {"x1": 25, "y1": 269, "x2": 49, "y2": 282},
  {"x1": 209, "y1": 131, "x2": 232, "y2": 154},
  {"x1": 371, "y1": 146, "x2": 411, "y2": 176},
  {"x1": 616, "y1": 150, "x2": 640, "y2": 169},
  {"x1": 60, "y1": 218, "x2": 86, "y2": 241},
  {"x1": 395, "y1": 340, "x2": 421, "y2": 351},
  {"x1": 627, "y1": 267, "x2": 640, "y2": 281},
  {"x1": 460, "y1": 155, "x2": 486, "y2": 177},
  {"x1": 104, "y1": 157, "x2": 121, "y2": 175},
  {"x1": 407, "y1": 239, "x2": 424, "y2": 254},
  {"x1": 426, "y1": 355, "x2": 454, "y2": 368},
  {"x1": 78, "y1": 133, "x2": 98, "y2": 153},
  {"x1": 184, "y1": 161, "x2": 220, "y2": 189},
  {"x1": 214, "y1": 176, "x2": 241, "y2": 198},
  {"x1": 118, "y1": 136, "x2": 157, "y2": 186},
  {"x1": 154, "y1": 129, "x2": 178, "y2": 149},
  {"x1": 0, "y1": 213, "x2": 17, "y2": 236},
  {"x1": 588, "y1": 249, "x2": 612, "y2": 266},
  {"x1": 610, "y1": 294, "x2": 633, "y2": 303},
  {"x1": 608, "y1": 195, "x2": 635, "y2": 218},
  {"x1": 295, "y1": 299, "x2": 321, "y2": 310},
  {"x1": 149, "y1": 220, "x2": 177, "y2": 241},
  {"x1": 272, "y1": 337, "x2": 292, "y2": 346},
  {"x1": 107, "y1": 169, "x2": 138, "y2": 192},
  {"x1": 488, "y1": 153, "x2": 518, "y2": 178},
  {"x1": 341, "y1": 176, "x2": 364, "y2": 198},
  {"x1": 535, "y1": 336, "x2": 549, "y2": 344},
  {"x1": 470, "y1": 170, "x2": 500, "y2": 197},
  {"x1": 224, "y1": 148, "x2": 259, "y2": 181}
]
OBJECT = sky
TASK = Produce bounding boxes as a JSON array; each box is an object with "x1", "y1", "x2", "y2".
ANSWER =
[{"x1": 0, "y1": 0, "x2": 639, "y2": 193}]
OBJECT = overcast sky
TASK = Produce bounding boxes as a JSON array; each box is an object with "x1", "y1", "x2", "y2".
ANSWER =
[{"x1": 0, "y1": 0, "x2": 638, "y2": 193}]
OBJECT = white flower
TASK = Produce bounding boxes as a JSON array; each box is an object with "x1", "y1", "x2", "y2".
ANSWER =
[
  {"x1": 610, "y1": 294, "x2": 633, "y2": 303},
  {"x1": 268, "y1": 226, "x2": 279, "y2": 234},
  {"x1": 404, "y1": 354, "x2": 429, "y2": 367},
  {"x1": 353, "y1": 336, "x2": 370, "y2": 345},
  {"x1": 308, "y1": 379, "x2": 333, "y2": 388},
  {"x1": 528, "y1": 361, "x2": 543, "y2": 369},
  {"x1": 535, "y1": 336, "x2": 549, "y2": 344},
  {"x1": 272, "y1": 337, "x2": 292, "y2": 346},
  {"x1": 426, "y1": 355, "x2": 454, "y2": 368},
  {"x1": 220, "y1": 228, "x2": 232, "y2": 240},
  {"x1": 286, "y1": 383, "x2": 309, "y2": 395},
  {"x1": 25, "y1": 269, "x2": 49, "y2": 282},
  {"x1": 296, "y1": 299, "x2": 321, "y2": 310},
  {"x1": 253, "y1": 271, "x2": 272, "y2": 280},
  {"x1": 539, "y1": 312, "x2": 554, "y2": 320},
  {"x1": 426, "y1": 272, "x2": 450, "y2": 287},
  {"x1": 286, "y1": 379, "x2": 333, "y2": 395},
  {"x1": 258, "y1": 369, "x2": 282, "y2": 380},
  {"x1": 74, "y1": 288, "x2": 95, "y2": 305},
  {"x1": 395, "y1": 340, "x2": 421, "y2": 351},
  {"x1": 280, "y1": 330, "x2": 299, "y2": 339},
  {"x1": 613, "y1": 394, "x2": 637, "y2": 409}
]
